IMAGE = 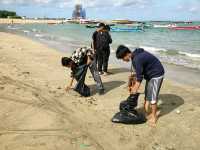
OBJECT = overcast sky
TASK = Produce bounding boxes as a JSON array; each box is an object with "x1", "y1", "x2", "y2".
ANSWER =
[{"x1": 0, "y1": 0, "x2": 200, "y2": 20}]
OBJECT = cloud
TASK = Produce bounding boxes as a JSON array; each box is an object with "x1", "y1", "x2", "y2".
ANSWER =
[
  {"x1": 0, "y1": 0, "x2": 154, "y2": 8},
  {"x1": 188, "y1": 6, "x2": 199, "y2": 13},
  {"x1": 0, "y1": 0, "x2": 52, "y2": 5},
  {"x1": 177, "y1": 0, "x2": 200, "y2": 13}
]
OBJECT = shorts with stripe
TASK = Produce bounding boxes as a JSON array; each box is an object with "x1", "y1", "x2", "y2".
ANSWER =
[{"x1": 145, "y1": 76, "x2": 164, "y2": 104}]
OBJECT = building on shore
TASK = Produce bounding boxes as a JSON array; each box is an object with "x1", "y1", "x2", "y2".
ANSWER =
[{"x1": 72, "y1": 4, "x2": 86, "y2": 19}]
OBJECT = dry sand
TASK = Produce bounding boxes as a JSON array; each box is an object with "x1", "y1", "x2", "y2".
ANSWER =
[{"x1": 0, "y1": 32, "x2": 200, "y2": 150}]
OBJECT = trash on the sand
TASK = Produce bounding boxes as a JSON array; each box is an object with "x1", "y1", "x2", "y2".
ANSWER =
[
  {"x1": 176, "y1": 110, "x2": 181, "y2": 114},
  {"x1": 80, "y1": 144, "x2": 91, "y2": 148}
]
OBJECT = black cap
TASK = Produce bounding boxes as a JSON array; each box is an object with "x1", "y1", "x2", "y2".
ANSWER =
[
  {"x1": 105, "y1": 25, "x2": 111, "y2": 31},
  {"x1": 97, "y1": 23, "x2": 105, "y2": 28}
]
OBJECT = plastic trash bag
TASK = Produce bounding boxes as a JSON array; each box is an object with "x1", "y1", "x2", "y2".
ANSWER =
[
  {"x1": 112, "y1": 93, "x2": 146, "y2": 124},
  {"x1": 119, "y1": 93, "x2": 140, "y2": 111},
  {"x1": 112, "y1": 110, "x2": 146, "y2": 124},
  {"x1": 74, "y1": 64, "x2": 91, "y2": 97},
  {"x1": 120, "y1": 93, "x2": 139, "y2": 112}
]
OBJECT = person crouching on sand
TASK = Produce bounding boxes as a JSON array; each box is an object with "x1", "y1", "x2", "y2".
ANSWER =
[
  {"x1": 61, "y1": 47, "x2": 105, "y2": 95},
  {"x1": 116, "y1": 45, "x2": 165, "y2": 126}
]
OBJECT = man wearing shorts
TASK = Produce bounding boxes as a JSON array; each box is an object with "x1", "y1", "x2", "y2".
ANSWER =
[{"x1": 116, "y1": 45, "x2": 165, "y2": 126}]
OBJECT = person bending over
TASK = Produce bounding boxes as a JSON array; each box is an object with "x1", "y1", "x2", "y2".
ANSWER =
[
  {"x1": 61, "y1": 47, "x2": 105, "y2": 95},
  {"x1": 116, "y1": 45, "x2": 165, "y2": 126}
]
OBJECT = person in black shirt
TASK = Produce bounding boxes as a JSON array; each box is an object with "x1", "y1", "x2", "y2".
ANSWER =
[{"x1": 92, "y1": 23, "x2": 112, "y2": 75}]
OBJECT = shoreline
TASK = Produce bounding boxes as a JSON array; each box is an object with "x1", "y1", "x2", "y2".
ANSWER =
[
  {"x1": 109, "y1": 53, "x2": 200, "y2": 88},
  {"x1": 0, "y1": 32, "x2": 200, "y2": 150},
  {"x1": 1, "y1": 26, "x2": 200, "y2": 88},
  {"x1": 1, "y1": 23, "x2": 200, "y2": 72}
]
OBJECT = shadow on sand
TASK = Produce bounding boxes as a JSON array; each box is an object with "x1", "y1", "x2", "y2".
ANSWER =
[
  {"x1": 108, "y1": 68, "x2": 130, "y2": 74},
  {"x1": 137, "y1": 94, "x2": 184, "y2": 117},
  {"x1": 90, "y1": 81, "x2": 126, "y2": 95},
  {"x1": 158, "y1": 94, "x2": 184, "y2": 117}
]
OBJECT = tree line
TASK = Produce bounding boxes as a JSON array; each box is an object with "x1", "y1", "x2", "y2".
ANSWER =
[{"x1": 0, "y1": 10, "x2": 22, "y2": 19}]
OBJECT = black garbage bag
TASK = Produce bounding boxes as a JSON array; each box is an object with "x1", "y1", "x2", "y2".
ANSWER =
[
  {"x1": 112, "y1": 93, "x2": 146, "y2": 124},
  {"x1": 112, "y1": 110, "x2": 146, "y2": 124},
  {"x1": 120, "y1": 93, "x2": 139, "y2": 112},
  {"x1": 74, "y1": 64, "x2": 91, "y2": 97}
]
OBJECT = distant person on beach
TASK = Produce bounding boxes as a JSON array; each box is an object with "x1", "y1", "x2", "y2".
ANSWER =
[
  {"x1": 116, "y1": 45, "x2": 165, "y2": 126},
  {"x1": 92, "y1": 23, "x2": 112, "y2": 75},
  {"x1": 61, "y1": 47, "x2": 105, "y2": 95}
]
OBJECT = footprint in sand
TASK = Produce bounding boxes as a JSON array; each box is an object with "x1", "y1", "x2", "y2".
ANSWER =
[
  {"x1": 49, "y1": 89, "x2": 65, "y2": 98},
  {"x1": 72, "y1": 96, "x2": 98, "y2": 107},
  {"x1": 49, "y1": 90, "x2": 56, "y2": 94},
  {"x1": 46, "y1": 85, "x2": 65, "y2": 97},
  {"x1": 18, "y1": 71, "x2": 31, "y2": 78},
  {"x1": 57, "y1": 86, "x2": 62, "y2": 90},
  {"x1": 188, "y1": 108, "x2": 195, "y2": 112},
  {"x1": 0, "y1": 86, "x2": 5, "y2": 90},
  {"x1": 22, "y1": 72, "x2": 30, "y2": 75}
]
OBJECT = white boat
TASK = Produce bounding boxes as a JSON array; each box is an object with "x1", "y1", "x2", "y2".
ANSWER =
[
  {"x1": 79, "y1": 19, "x2": 97, "y2": 24},
  {"x1": 154, "y1": 24, "x2": 177, "y2": 28}
]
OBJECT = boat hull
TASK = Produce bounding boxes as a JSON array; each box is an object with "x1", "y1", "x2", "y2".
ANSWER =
[
  {"x1": 170, "y1": 26, "x2": 200, "y2": 30},
  {"x1": 111, "y1": 27, "x2": 143, "y2": 32}
]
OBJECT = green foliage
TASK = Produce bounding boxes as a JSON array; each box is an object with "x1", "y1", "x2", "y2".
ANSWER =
[
  {"x1": 0, "y1": 10, "x2": 21, "y2": 18},
  {"x1": 9, "y1": 15, "x2": 22, "y2": 19}
]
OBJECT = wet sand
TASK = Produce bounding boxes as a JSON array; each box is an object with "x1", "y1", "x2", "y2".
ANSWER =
[{"x1": 0, "y1": 32, "x2": 200, "y2": 150}]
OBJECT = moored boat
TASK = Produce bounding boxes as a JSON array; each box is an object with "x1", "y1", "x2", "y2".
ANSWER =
[
  {"x1": 86, "y1": 25, "x2": 96, "y2": 28},
  {"x1": 110, "y1": 27, "x2": 143, "y2": 32},
  {"x1": 170, "y1": 25, "x2": 200, "y2": 30},
  {"x1": 154, "y1": 24, "x2": 177, "y2": 28},
  {"x1": 47, "y1": 22, "x2": 57, "y2": 25}
]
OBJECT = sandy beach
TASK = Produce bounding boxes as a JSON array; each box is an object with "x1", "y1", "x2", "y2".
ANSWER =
[{"x1": 0, "y1": 32, "x2": 200, "y2": 150}]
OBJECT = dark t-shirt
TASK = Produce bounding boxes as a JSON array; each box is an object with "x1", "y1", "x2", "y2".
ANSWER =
[
  {"x1": 132, "y1": 48, "x2": 165, "y2": 82},
  {"x1": 92, "y1": 30, "x2": 112, "y2": 51},
  {"x1": 92, "y1": 31, "x2": 98, "y2": 50}
]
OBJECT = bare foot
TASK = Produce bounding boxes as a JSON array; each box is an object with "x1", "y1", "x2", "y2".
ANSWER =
[
  {"x1": 147, "y1": 111, "x2": 160, "y2": 121},
  {"x1": 146, "y1": 113, "x2": 152, "y2": 120},
  {"x1": 148, "y1": 121, "x2": 157, "y2": 127},
  {"x1": 156, "y1": 110, "x2": 161, "y2": 118},
  {"x1": 148, "y1": 115, "x2": 157, "y2": 127}
]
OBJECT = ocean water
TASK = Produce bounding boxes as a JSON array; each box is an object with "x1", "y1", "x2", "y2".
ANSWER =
[{"x1": 1, "y1": 23, "x2": 200, "y2": 70}]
